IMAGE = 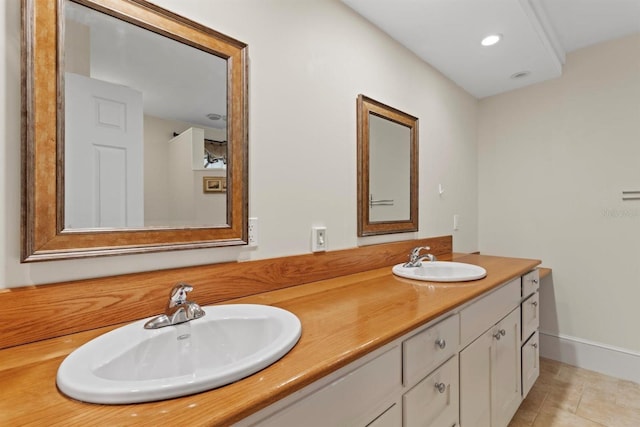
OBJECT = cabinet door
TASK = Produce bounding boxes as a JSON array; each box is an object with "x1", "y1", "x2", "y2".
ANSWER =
[
  {"x1": 460, "y1": 331, "x2": 492, "y2": 427},
  {"x1": 491, "y1": 309, "x2": 522, "y2": 427},
  {"x1": 460, "y1": 308, "x2": 522, "y2": 427},
  {"x1": 522, "y1": 331, "x2": 540, "y2": 399}
]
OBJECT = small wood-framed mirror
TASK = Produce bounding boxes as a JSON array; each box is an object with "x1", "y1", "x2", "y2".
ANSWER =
[
  {"x1": 21, "y1": 0, "x2": 248, "y2": 261},
  {"x1": 357, "y1": 95, "x2": 418, "y2": 236}
]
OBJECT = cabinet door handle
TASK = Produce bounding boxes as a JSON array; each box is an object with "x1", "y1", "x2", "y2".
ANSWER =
[
  {"x1": 532, "y1": 279, "x2": 539, "y2": 284},
  {"x1": 531, "y1": 342, "x2": 538, "y2": 349},
  {"x1": 531, "y1": 301, "x2": 538, "y2": 307},
  {"x1": 436, "y1": 338, "x2": 446, "y2": 349},
  {"x1": 435, "y1": 382, "x2": 447, "y2": 393},
  {"x1": 493, "y1": 329, "x2": 506, "y2": 340}
]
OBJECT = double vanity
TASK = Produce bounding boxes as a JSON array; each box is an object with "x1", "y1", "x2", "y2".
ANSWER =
[
  {"x1": 238, "y1": 259, "x2": 540, "y2": 427},
  {"x1": 0, "y1": 246, "x2": 541, "y2": 427}
]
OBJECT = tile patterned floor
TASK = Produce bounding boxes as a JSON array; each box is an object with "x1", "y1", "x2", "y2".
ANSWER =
[{"x1": 509, "y1": 358, "x2": 640, "y2": 427}]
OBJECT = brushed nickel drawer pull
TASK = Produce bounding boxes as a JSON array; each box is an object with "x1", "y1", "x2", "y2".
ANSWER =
[
  {"x1": 435, "y1": 382, "x2": 447, "y2": 393},
  {"x1": 436, "y1": 338, "x2": 446, "y2": 349}
]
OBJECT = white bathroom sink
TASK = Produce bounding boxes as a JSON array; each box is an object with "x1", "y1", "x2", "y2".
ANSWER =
[
  {"x1": 392, "y1": 261, "x2": 487, "y2": 282},
  {"x1": 56, "y1": 304, "x2": 302, "y2": 404}
]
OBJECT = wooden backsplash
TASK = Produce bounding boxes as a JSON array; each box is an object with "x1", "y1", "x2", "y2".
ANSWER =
[{"x1": 0, "y1": 236, "x2": 452, "y2": 349}]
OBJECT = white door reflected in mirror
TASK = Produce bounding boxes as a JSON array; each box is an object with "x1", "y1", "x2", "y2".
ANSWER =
[
  {"x1": 65, "y1": 73, "x2": 144, "y2": 229},
  {"x1": 64, "y1": 0, "x2": 228, "y2": 229}
]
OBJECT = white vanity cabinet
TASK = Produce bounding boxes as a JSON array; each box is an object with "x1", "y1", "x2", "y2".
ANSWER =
[
  {"x1": 458, "y1": 270, "x2": 541, "y2": 427},
  {"x1": 240, "y1": 270, "x2": 541, "y2": 427},
  {"x1": 459, "y1": 277, "x2": 522, "y2": 427}
]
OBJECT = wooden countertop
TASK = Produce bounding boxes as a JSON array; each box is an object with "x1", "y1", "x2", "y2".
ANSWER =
[{"x1": 0, "y1": 253, "x2": 540, "y2": 426}]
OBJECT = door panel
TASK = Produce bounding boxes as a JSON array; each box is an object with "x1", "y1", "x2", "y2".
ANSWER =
[
  {"x1": 491, "y1": 309, "x2": 521, "y2": 427},
  {"x1": 65, "y1": 72, "x2": 144, "y2": 229}
]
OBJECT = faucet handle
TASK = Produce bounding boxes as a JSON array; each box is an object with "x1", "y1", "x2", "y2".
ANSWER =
[
  {"x1": 168, "y1": 282, "x2": 193, "y2": 307},
  {"x1": 410, "y1": 246, "x2": 430, "y2": 260},
  {"x1": 403, "y1": 246, "x2": 431, "y2": 267}
]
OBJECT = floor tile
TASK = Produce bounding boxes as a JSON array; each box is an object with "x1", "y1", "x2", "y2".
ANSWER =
[
  {"x1": 616, "y1": 379, "x2": 640, "y2": 411},
  {"x1": 532, "y1": 407, "x2": 606, "y2": 427},
  {"x1": 511, "y1": 358, "x2": 640, "y2": 427},
  {"x1": 508, "y1": 417, "x2": 534, "y2": 427},
  {"x1": 536, "y1": 376, "x2": 584, "y2": 413},
  {"x1": 520, "y1": 387, "x2": 547, "y2": 414},
  {"x1": 610, "y1": 406, "x2": 640, "y2": 427},
  {"x1": 577, "y1": 389, "x2": 620, "y2": 425}
]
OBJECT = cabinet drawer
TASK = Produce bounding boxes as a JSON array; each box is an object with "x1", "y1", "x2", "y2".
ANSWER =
[
  {"x1": 460, "y1": 278, "x2": 520, "y2": 347},
  {"x1": 403, "y1": 355, "x2": 459, "y2": 427},
  {"x1": 522, "y1": 270, "x2": 539, "y2": 298},
  {"x1": 255, "y1": 346, "x2": 401, "y2": 427},
  {"x1": 522, "y1": 331, "x2": 540, "y2": 398},
  {"x1": 403, "y1": 314, "x2": 459, "y2": 386},
  {"x1": 521, "y1": 292, "x2": 539, "y2": 341}
]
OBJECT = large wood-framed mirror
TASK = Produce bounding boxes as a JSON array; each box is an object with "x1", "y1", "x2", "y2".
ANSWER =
[
  {"x1": 357, "y1": 95, "x2": 418, "y2": 236},
  {"x1": 21, "y1": 0, "x2": 248, "y2": 261}
]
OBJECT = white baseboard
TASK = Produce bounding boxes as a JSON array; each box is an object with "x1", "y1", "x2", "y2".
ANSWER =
[{"x1": 539, "y1": 331, "x2": 640, "y2": 384}]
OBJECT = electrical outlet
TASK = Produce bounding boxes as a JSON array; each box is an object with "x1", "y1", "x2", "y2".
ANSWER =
[
  {"x1": 311, "y1": 226, "x2": 327, "y2": 252},
  {"x1": 248, "y1": 217, "x2": 258, "y2": 247}
]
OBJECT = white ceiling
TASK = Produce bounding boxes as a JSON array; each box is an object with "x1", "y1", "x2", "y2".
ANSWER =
[{"x1": 341, "y1": 0, "x2": 640, "y2": 98}]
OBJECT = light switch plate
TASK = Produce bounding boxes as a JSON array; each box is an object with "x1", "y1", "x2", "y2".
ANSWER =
[
  {"x1": 311, "y1": 226, "x2": 327, "y2": 252},
  {"x1": 248, "y1": 217, "x2": 258, "y2": 247}
]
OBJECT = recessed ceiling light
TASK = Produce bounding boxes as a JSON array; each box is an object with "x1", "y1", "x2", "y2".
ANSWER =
[
  {"x1": 481, "y1": 34, "x2": 502, "y2": 47},
  {"x1": 510, "y1": 71, "x2": 531, "y2": 79}
]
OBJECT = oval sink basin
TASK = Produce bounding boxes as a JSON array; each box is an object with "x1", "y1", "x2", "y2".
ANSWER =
[
  {"x1": 57, "y1": 304, "x2": 301, "y2": 404},
  {"x1": 392, "y1": 261, "x2": 487, "y2": 282}
]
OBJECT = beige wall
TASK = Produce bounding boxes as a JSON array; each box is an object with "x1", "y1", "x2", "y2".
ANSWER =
[
  {"x1": 478, "y1": 34, "x2": 640, "y2": 353},
  {"x1": 143, "y1": 115, "x2": 227, "y2": 226},
  {"x1": 0, "y1": 0, "x2": 478, "y2": 288}
]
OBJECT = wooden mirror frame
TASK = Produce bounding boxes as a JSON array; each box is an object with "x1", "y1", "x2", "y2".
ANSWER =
[
  {"x1": 357, "y1": 94, "x2": 418, "y2": 236},
  {"x1": 21, "y1": 0, "x2": 248, "y2": 261}
]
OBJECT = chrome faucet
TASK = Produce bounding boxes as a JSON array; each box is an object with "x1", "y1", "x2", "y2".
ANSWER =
[
  {"x1": 403, "y1": 246, "x2": 437, "y2": 268},
  {"x1": 144, "y1": 283, "x2": 206, "y2": 329}
]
